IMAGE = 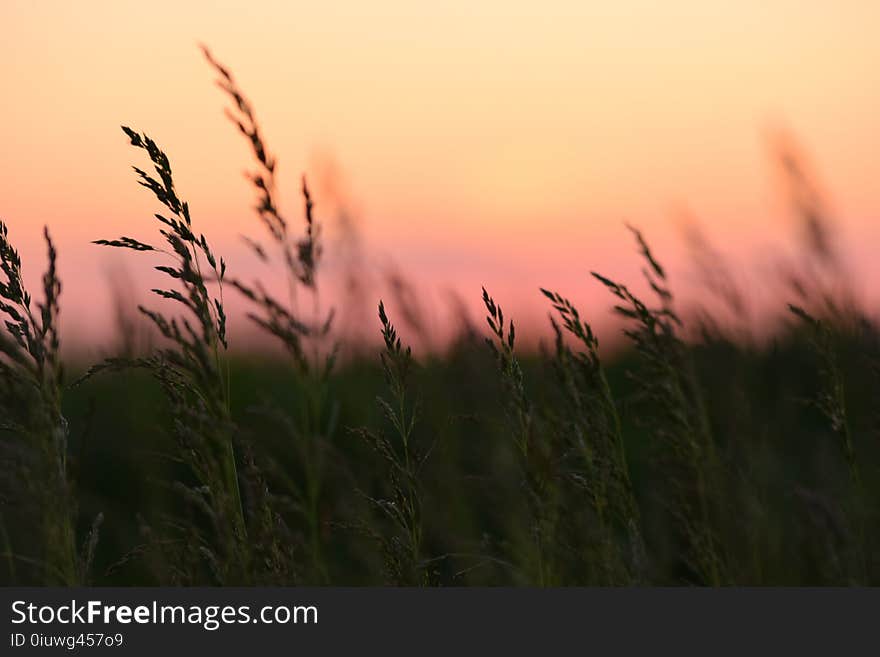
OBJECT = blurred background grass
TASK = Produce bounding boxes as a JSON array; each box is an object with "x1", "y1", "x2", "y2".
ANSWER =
[{"x1": 5, "y1": 319, "x2": 868, "y2": 585}]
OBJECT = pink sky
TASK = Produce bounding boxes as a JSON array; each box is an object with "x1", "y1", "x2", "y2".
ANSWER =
[{"x1": 2, "y1": 1, "x2": 880, "y2": 355}]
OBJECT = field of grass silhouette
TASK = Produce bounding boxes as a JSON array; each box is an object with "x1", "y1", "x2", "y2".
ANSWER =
[{"x1": 2, "y1": 48, "x2": 879, "y2": 586}]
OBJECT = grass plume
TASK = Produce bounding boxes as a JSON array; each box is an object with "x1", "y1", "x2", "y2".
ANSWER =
[
  {"x1": 0, "y1": 222, "x2": 87, "y2": 583},
  {"x1": 85, "y1": 126, "x2": 251, "y2": 584},
  {"x1": 592, "y1": 226, "x2": 725, "y2": 585}
]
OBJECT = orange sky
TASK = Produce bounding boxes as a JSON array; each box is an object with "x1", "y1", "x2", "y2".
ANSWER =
[{"x1": 2, "y1": 1, "x2": 880, "y2": 353}]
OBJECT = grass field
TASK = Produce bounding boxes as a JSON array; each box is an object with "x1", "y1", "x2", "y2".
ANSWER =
[{"x1": 2, "y1": 49, "x2": 878, "y2": 586}]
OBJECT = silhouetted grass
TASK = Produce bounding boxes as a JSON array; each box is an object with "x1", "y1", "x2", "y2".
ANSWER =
[
  {"x1": 0, "y1": 222, "x2": 92, "y2": 584},
  {"x1": 2, "y1": 48, "x2": 880, "y2": 587}
]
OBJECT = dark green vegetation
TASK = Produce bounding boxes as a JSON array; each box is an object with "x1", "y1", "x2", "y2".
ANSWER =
[{"x1": 2, "y1": 50, "x2": 879, "y2": 586}]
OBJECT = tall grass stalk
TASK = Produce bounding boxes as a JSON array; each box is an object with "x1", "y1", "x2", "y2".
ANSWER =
[
  {"x1": 482, "y1": 288, "x2": 560, "y2": 585},
  {"x1": 203, "y1": 47, "x2": 335, "y2": 582},
  {"x1": 356, "y1": 301, "x2": 431, "y2": 584},
  {"x1": 541, "y1": 288, "x2": 645, "y2": 583},
  {"x1": 86, "y1": 127, "x2": 251, "y2": 583},
  {"x1": 593, "y1": 226, "x2": 725, "y2": 585},
  {"x1": 0, "y1": 223, "x2": 99, "y2": 583}
]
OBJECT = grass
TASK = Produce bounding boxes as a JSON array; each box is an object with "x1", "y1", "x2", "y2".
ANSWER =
[
  {"x1": 2, "y1": 48, "x2": 880, "y2": 586},
  {"x1": 84, "y1": 126, "x2": 252, "y2": 584},
  {"x1": 203, "y1": 45, "x2": 336, "y2": 583},
  {"x1": 0, "y1": 222, "x2": 90, "y2": 584},
  {"x1": 592, "y1": 228, "x2": 725, "y2": 585},
  {"x1": 353, "y1": 301, "x2": 432, "y2": 585}
]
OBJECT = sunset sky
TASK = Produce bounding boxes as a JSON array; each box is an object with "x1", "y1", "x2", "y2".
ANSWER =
[{"x1": 2, "y1": 1, "x2": 880, "y2": 352}]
